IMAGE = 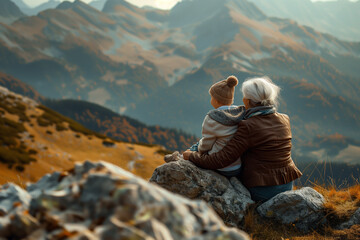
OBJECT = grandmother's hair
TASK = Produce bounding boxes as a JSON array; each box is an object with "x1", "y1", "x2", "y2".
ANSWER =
[{"x1": 241, "y1": 76, "x2": 280, "y2": 107}]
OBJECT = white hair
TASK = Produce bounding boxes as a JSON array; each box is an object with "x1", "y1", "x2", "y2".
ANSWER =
[{"x1": 241, "y1": 76, "x2": 280, "y2": 107}]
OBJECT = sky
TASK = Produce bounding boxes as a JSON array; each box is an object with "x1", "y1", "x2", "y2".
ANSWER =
[{"x1": 22, "y1": 0, "x2": 359, "y2": 10}]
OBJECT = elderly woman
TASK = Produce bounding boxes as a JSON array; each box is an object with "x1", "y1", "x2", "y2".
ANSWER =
[{"x1": 183, "y1": 76, "x2": 302, "y2": 202}]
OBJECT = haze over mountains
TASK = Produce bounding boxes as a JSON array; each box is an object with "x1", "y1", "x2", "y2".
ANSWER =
[
  {"x1": 0, "y1": 0, "x2": 359, "y2": 166},
  {"x1": 247, "y1": 0, "x2": 360, "y2": 42}
]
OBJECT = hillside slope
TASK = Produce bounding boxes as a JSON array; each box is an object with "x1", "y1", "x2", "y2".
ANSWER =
[
  {"x1": 0, "y1": 86, "x2": 166, "y2": 185},
  {"x1": 42, "y1": 98, "x2": 198, "y2": 151}
]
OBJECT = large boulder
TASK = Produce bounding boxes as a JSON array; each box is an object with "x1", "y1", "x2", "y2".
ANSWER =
[
  {"x1": 0, "y1": 161, "x2": 250, "y2": 240},
  {"x1": 257, "y1": 187, "x2": 326, "y2": 232},
  {"x1": 150, "y1": 159, "x2": 254, "y2": 227},
  {"x1": 339, "y1": 208, "x2": 360, "y2": 230}
]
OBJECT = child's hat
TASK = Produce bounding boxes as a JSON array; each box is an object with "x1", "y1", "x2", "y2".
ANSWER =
[{"x1": 209, "y1": 76, "x2": 238, "y2": 105}]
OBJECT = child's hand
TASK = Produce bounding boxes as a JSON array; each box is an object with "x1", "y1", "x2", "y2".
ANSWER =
[{"x1": 183, "y1": 150, "x2": 193, "y2": 160}]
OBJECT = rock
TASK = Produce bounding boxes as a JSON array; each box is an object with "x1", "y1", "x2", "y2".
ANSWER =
[
  {"x1": 0, "y1": 183, "x2": 31, "y2": 215},
  {"x1": 2, "y1": 161, "x2": 250, "y2": 239},
  {"x1": 27, "y1": 172, "x2": 62, "y2": 199},
  {"x1": 150, "y1": 159, "x2": 254, "y2": 227},
  {"x1": 257, "y1": 187, "x2": 326, "y2": 232},
  {"x1": 339, "y1": 207, "x2": 360, "y2": 229},
  {"x1": 164, "y1": 151, "x2": 182, "y2": 163}
]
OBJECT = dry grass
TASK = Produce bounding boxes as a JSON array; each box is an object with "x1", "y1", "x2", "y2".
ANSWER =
[
  {"x1": 243, "y1": 184, "x2": 360, "y2": 240},
  {"x1": 0, "y1": 113, "x2": 165, "y2": 185},
  {"x1": 314, "y1": 185, "x2": 360, "y2": 227},
  {"x1": 243, "y1": 204, "x2": 304, "y2": 240}
]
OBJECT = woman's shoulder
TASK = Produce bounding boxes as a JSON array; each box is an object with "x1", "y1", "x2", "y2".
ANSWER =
[
  {"x1": 240, "y1": 112, "x2": 290, "y2": 128},
  {"x1": 275, "y1": 112, "x2": 290, "y2": 123}
]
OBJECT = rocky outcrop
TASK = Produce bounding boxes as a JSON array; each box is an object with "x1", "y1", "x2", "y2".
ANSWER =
[
  {"x1": 151, "y1": 156, "x2": 337, "y2": 233},
  {"x1": 150, "y1": 159, "x2": 254, "y2": 227},
  {"x1": 0, "y1": 161, "x2": 249, "y2": 239},
  {"x1": 257, "y1": 187, "x2": 326, "y2": 232}
]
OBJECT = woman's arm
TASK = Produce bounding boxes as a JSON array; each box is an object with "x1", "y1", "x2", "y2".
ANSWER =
[{"x1": 187, "y1": 122, "x2": 250, "y2": 169}]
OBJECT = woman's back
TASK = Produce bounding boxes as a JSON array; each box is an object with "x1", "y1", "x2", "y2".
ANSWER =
[{"x1": 239, "y1": 112, "x2": 300, "y2": 188}]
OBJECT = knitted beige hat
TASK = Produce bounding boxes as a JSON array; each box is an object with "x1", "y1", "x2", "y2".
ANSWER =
[{"x1": 209, "y1": 76, "x2": 239, "y2": 105}]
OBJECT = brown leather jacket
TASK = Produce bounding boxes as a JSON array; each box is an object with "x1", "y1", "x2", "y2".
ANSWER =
[{"x1": 189, "y1": 112, "x2": 302, "y2": 188}]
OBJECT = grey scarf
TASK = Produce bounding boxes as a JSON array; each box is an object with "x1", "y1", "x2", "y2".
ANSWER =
[{"x1": 208, "y1": 105, "x2": 276, "y2": 126}]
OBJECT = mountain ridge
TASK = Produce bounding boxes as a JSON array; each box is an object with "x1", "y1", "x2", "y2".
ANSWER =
[{"x1": 0, "y1": 0, "x2": 26, "y2": 24}]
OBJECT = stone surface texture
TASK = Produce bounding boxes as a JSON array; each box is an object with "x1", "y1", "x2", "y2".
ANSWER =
[
  {"x1": 257, "y1": 187, "x2": 326, "y2": 232},
  {"x1": 150, "y1": 159, "x2": 254, "y2": 227}
]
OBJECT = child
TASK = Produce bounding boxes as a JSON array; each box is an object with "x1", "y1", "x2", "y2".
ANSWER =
[{"x1": 189, "y1": 76, "x2": 245, "y2": 178}]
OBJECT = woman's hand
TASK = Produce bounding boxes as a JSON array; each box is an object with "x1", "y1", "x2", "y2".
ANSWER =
[{"x1": 182, "y1": 150, "x2": 193, "y2": 160}]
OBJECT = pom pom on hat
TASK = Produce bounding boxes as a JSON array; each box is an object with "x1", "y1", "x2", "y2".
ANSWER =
[{"x1": 226, "y1": 76, "x2": 238, "y2": 88}]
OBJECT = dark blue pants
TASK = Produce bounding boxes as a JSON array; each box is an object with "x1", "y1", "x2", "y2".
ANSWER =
[{"x1": 248, "y1": 182, "x2": 293, "y2": 202}]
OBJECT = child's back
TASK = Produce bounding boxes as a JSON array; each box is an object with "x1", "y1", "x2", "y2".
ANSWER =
[{"x1": 196, "y1": 76, "x2": 244, "y2": 177}]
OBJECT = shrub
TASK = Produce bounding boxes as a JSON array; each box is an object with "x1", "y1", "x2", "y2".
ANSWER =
[
  {"x1": 156, "y1": 149, "x2": 173, "y2": 156},
  {"x1": 15, "y1": 165, "x2": 25, "y2": 172},
  {"x1": 0, "y1": 95, "x2": 30, "y2": 122},
  {"x1": 102, "y1": 140, "x2": 115, "y2": 147}
]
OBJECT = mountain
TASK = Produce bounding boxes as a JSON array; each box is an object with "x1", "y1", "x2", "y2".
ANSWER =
[
  {"x1": 13, "y1": 0, "x2": 62, "y2": 15},
  {"x1": 0, "y1": 86, "x2": 167, "y2": 184},
  {"x1": 247, "y1": 0, "x2": 360, "y2": 42},
  {"x1": 0, "y1": 71, "x2": 43, "y2": 102},
  {"x1": 89, "y1": 0, "x2": 107, "y2": 10},
  {"x1": 0, "y1": 0, "x2": 26, "y2": 24},
  {"x1": 0, "y1": 0, "x2": 168, "y2": 112},
  {"x1": 1, "y1": 0, "x2": 359, "y2": 108},
  {"x1": 11, "y1": 0, "x2": 31, "y2": 10},
  {"x1": 42, "y1": 98, "x2": 198, "y2": 151}
]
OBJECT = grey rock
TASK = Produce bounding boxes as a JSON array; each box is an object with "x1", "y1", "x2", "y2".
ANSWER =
[
  {"x1": 27, "y1": 172, "x2": 61, "y2": 199},
  {"x1": 257, "y1": 187, "x2": 325, "y2": 232},
  {"x1": 4, "y1": 161, "x2": 250, "y2": 240},
  {"x1": 150, "y1": 160, "x2": 254, "y2": 227},
  {"x1": 0, "y1": 183, "x2": 31, "y2": 215},
  {"x1": 338, "y1": 207, "x2": 360, "y2": 229}
]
